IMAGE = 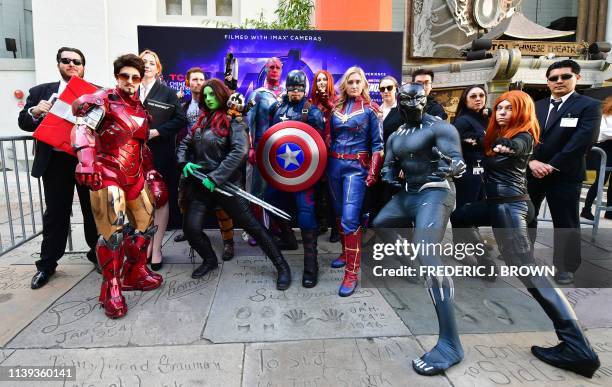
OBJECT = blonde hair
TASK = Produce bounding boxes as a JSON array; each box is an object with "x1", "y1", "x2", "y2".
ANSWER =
[
  {"x1": 139, "y1": 49, "x2": 163, "y2": 77},
  {"x1": 337, "y1": 66, "x2": 371, "y2": 107}
]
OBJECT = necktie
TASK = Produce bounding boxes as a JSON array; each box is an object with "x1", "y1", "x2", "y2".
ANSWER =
[{"x1": 545, "y1": 99, "x2": 562, "y2": 129}]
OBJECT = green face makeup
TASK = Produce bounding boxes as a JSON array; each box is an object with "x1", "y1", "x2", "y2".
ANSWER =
[{"x1": 203, "y1": 86, "x2": 220, "y2": 110}]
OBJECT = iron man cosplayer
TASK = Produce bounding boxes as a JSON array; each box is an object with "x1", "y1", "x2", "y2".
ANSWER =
[{"x1": 70, "y1": 54, "x2": 165, "y2": 318}]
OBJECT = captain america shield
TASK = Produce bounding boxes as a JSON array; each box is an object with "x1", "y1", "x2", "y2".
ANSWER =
[{"x1": 257, "y1": 120, "x2": 327, "y2": 192}]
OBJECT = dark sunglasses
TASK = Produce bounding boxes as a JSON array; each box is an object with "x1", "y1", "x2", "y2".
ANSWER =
[
  {"x1": 380, "y1": 86, "x2": 395, "y2": 92},
  {"x1": 117, "y1": 73, "x2": 142, "y2": 83},
  {"x1": 59, "y1": 58, "x2": 83, "y2": 66},
  {"x1": 547, "y1": 73, "x2": 574, "y2": 82}
]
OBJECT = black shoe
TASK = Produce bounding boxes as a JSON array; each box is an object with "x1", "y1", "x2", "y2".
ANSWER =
[
  {"x1": 174, "y1": 233, "x2": 187, "y2": 242},
  {"x1": 531, "y1": 319, "x2": 600, "y2": 378},
  {"x1": 221, "y1": 240, "x2": 234, "y2": 261},
  {"x1": 302, "y1": 270, "x2": 318, "y2": 288},
  {"x1": 580, "y1": 208, "x2": 595, "y2": 221},
  {"x1": 191, "y1": 262, "x2": 219, "y2": 278},
  {"x1": 31, "y1": 270, "x2": 53, "y2": 289},
  {"x1": 151, "y1": 256, "x2": 164, "y2": 271},
  {"x1": 276, "y1": 262, "x2": 292, "y2": 290},
  {"x1": 329, "y1": 227, "x2": 340, "y2": 243},
  {"x1": 554, "y1": 271, "x2": 574, "y2": 285}
]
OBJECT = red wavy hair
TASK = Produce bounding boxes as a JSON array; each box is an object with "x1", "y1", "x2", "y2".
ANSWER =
[
  {"x1": 309, "y1": 70, "x2": 336, "y2": 105},
  {"x1": 483, "y1": 90, "x2": 540, "y2": 156}
]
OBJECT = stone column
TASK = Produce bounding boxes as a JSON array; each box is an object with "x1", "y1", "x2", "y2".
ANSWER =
[
  {"x1": 607, "y1": 0, "x2": 612, "y2": 42},
  {"x1": 587, "y1": 0, "x2": 599, "y2": 43},
  {"x1": 577, "y1": 0, "x2": 588, "y2": 42},
  {"x1": 596, "y1": 0, "x2": 607, "y2": 41}
]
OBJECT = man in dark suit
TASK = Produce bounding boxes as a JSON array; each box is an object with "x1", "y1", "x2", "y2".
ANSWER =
[
  {"x1": 412, "y1": 68, "x2": 448, "y2": 120},
  {"x1": 18, "y1": 47, "x2": 98, "y2": 289},
  {"x1": 528, "y1": 59, "x2": 602, "y2": 285}
]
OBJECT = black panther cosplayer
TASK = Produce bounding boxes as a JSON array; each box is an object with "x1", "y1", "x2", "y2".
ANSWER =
[{"x1": 372, "y1": 82, "x2": 467, "y2": 375}]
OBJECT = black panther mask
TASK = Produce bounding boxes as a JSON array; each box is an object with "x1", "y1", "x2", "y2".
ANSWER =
[{"x1": 397, "y1": 82, "x2": 427, "y2": 124}]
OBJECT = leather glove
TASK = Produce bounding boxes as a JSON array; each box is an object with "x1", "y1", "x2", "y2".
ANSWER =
[{"x1": 365, "y1": 151, "x2": 384, "y2": 187}]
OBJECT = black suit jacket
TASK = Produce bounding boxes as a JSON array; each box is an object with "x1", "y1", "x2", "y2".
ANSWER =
[
  {"x1": 531, "y1": 92, "x2": 602, "y2": 183},
  {"x1": 382, "y1": 107, "x2": 403, "y2": 146},
  {"x1": 18, "y1": 82, "x2": 60, "y2": 178}
]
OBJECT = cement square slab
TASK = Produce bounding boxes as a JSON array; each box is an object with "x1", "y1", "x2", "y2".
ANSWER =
[
  {"x1": 243, "y1": 337, "x2": 451, "y2": 387},
  {"x1": 202, "y1": 256, "x2": 410, "y2": 343},
  {"x1": 379, "y1": 278, "x2": 553, "y2": 335},
  {"x1": 7, "y1": 264, "x2": 220, "y2": 349},
  {"x1": 561, "y1": 288, "x2": 612, "y2": 329},
  {"x1": 0, "y1": 344, "x2": 243, "y2": 387},
  {"x1": 0, "y1": 265, "x2": 91, "y2": 347},
  {"x1": 0, "y1": 350, "x2": 14, "y2": 364},
  {"x1": 417, "y1": 328, "x2": 612, "y2": 386}
]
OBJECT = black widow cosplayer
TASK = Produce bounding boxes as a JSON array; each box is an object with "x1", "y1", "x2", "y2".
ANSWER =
[
  {"x1": 177, "y1": 78, "x2": 292, "y2": 290},
  {"x1": 372, "y1": 82, "x2": 467, "y2": 375},
  {"x1": 451, "y1": 90, "x2": 600, "y2": 378}
]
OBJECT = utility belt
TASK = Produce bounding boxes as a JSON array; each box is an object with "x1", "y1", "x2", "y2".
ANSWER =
[{"x1": 329, "y1": 151, "x2": 371, "y2": 168}]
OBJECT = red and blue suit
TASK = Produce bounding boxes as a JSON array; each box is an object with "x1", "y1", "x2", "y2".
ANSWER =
[{"x1": 328, "y1": 96, "x2": 383, "y2": 296}]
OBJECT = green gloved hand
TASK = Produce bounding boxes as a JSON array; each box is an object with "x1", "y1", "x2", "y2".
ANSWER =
[
  {"x1": 183, "y1": 162, "x2": 202, "y2": 177},
  {"x1": 202, "y1": 177, "x2": 216, "y2": 192}
]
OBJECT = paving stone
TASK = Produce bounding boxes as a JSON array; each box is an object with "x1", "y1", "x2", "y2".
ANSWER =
[
  {"x1": 560, "y1": 288, "x2": 612, "y2": 329},
  {"x1": 0, "y1": 350, "x2": 14, "y2": 364},
  {"x1": 0, "y1": 265, "x2": 91, "y2": 347},
  {"x1": 243, "y1": 337, "x2": 451, "y2": 387},
  {"x1": 202, "y1": 256, "x2": 410, "y2": 343},
  {"x1": 417, "y1": 328, "x2": 612, "y2": 386},
  {"x1": 0, "y1": 344, "x2": 243, "y2": 387},
  {"x1": 7, "y1": 264, "x2": 219, "y2": 349},
  {"x1": 379, "y1": 277, "x2": 553, "y2": 335}
]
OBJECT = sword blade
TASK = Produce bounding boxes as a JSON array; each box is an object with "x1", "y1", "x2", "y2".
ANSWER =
[{"x1": 223, "y1": 181, "x2": 292, "y2": 219}]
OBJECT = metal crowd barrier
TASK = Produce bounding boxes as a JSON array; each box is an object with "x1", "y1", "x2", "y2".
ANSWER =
[
  {"x1": 0, "y1": 135, "x2": 75, "y2": 256},
  {"x1": 539, "y1": 146, "x2": 609, "y2": 240}
]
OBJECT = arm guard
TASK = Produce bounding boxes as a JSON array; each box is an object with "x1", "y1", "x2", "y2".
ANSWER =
[
  {"x1": 142, "y1": 145, "x2": 168, "y2": 208},
  {"x1": 365, "y1": 151, "x2": 384, "y2": 187}
]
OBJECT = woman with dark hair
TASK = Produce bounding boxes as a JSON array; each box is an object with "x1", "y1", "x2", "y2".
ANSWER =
[
  {"x1": 139, "y1": 49, "x2": 187, "y2": 271},
  {"x1": 451, "y1": 90, "x2": 600, "y2": 378},
  {"x1": 309, "y1": 70, "x2": 340, "y2": 242},
  {"x1": 177, "y1": 79, "x2": 292, "y2": 289},
  {"x1": 452, "y1": 85, "x2": 489, "y2": 209},
  {"x1": 582, "y1": 96, "x2": 612, "y2": 220}
]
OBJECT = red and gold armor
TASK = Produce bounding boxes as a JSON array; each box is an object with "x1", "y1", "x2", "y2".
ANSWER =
[{"x1": 71, "y1": 87, "x2": 163, "y2": 319}]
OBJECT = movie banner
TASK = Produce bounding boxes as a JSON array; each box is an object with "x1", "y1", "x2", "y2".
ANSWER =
[{"x1": 137, "y1": 26, "x2": 403, "y2": 103}]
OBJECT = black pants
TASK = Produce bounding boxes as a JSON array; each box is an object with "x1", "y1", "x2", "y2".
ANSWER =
[
  {"x1": 36, "y1": 152, "x2": 98, "y2": 272},
  {"x1": 527, "y1": 178, "x2": 581, "y2": 272},
  {"x1": 184, "y1": 185, "x2": 284, "y2": 263},
  {"x1": 454, "y1": 165, "x2": 484, "y2": 210}
]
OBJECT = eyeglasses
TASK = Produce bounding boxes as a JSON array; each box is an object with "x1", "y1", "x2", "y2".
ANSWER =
[
  {"x1": 547, "y1": 73, "x2": 574, "y2": 82},
  {"x1": 287, "y1": 86, "x2": 305, "y2": 92},
  {"x1": 380, "y1": 86, "x2": 394, "y2": 92},
  {"x1": 59, "y1": 58, "x2": 83, "y2": 66},
  {"x1": 117, "y1": 73, "x2": 142, "y2": 83}
]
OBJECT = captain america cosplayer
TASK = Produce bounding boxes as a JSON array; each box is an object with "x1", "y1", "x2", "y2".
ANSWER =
[
  {"x1": 327, "y1": 66, "x2": 383, "y2": 297},
  {"x1": 266, "y1": 70, "x2": 325, "y2": 288},
  {"x1": 372, "y1": 82, "x2": 467, "y2": 376},
  {"x1": 246, "y1": 57, "x2": 289, "y2": 245}
]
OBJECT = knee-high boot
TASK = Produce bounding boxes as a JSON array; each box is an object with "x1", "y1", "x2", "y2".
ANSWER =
[
  {"x1": 97, "y1": 234, "x2": 127, "y2": 319},
  {"x1": 413, "y1": 276, "x2": 464, "y2": 376},
  {"x1": 272, "y1": 218, "x2": 298, "y2": 250},
  {"x1": 330, "y1": 218, "x2": 346, "y2": 268},
  {"x1": 122, "y1": 226, "x2": 163, "y2": 291},
  {"x1": 523, "y1": 275, "x2": 600, "y2": 378},
  {"x1": 186, "y1": 223, "x2": 219, "y2": 279},
  {"x1": 301, "y1": 229, "x2": 318, "y2": 288},
  {"x1": 338, "y1": 227, "x2": 361, "y2": 297}
]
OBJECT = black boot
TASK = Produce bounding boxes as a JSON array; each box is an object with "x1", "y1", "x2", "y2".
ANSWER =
[
  {"x1": 273, "y1": 220, "x2": 298, "y2": 250},
  {"x1": 301, "y1": 229, "x2": 319, "y2": 288},
  {"x1": 221, "y1": 240, "x2": 234, "y2": 261},
  {"x1": 270, "y1": 254, "x2": 292, "y2": 290},
  {"x1": 525, "y1": 278, "x2": 600, "y2": 378},
  {"x1": 329, "y1": 222, "x2": 340, "y2": 243},
  {"x1": 187, "y1": 228, "x2": 219, "y2": 279}
]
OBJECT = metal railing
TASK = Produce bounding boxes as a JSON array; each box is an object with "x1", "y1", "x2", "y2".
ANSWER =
[
  {"x1": 538, "y1": 146, "x2": 610, "y2": 239},
  {"x1": 0, "y1": 135, "x2": 44, "y2": 255}
]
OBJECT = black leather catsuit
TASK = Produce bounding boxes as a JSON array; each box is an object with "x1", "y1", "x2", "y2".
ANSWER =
[{"x1": 451, "y1": 131, "x2": 600, "y2": 378}]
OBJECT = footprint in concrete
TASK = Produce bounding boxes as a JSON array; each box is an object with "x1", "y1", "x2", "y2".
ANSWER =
[
  {"x1": 453, "y1": 303, "x2": 478, "y2": 324},
  {"x1": 0, "y1": 293, "x2": 12, "y2": 303},
  {"x1": 483, "y1": 299, "x2": 514, "y2": 325}
]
